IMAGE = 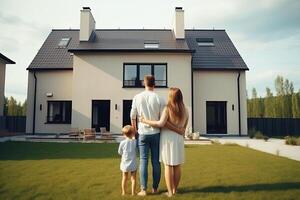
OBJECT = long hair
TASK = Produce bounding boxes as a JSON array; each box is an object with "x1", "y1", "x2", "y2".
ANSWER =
[{"x1": 167, "y1": 87, "x2": 186, "y2": 123}]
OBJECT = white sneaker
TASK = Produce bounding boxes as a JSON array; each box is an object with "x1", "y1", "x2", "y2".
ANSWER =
[{"x1": 137, "y1": 190, "x2": 147, "y2": 196}]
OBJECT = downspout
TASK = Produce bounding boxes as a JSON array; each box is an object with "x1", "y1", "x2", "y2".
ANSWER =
[
  {"x1": 191, "y1": 55, "x2": 194, "y2": 131},
  {"x1": 33, "y1": 72, "x2": 37, "y2": 135},
  {"x1": 237, "y1": 72, "x2": 241, "y2": 136}
]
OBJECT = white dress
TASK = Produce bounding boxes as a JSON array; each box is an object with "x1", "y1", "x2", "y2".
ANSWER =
[
  {"x1": 160, "y1": 128, "x2": 185, "y2": 166},
  {"x1": 118, "y1": 138, "x2": 137, "y2": 172},
  {"x1": 143, "y1": 107, "x2": 188, "y2": 166}
]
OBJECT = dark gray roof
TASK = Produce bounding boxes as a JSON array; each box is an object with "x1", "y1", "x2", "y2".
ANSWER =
[
  {"x1": 185, "y1": 30, "x2": 248, "y2": 70},
  {"x1": 0, "y1": 53, "x2": 15, "y2": 64},
  {"x1": 27, "y1": 29, "x2": 248, "y2": 70},
  {"x1": 28, "y1": 30, "x2": 78, "y2": 70},
  {"x1": 69, "y1": 29, "x2": 191, "y2": 52}
]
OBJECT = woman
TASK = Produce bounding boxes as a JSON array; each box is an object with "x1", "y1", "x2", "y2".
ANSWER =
[{"x1": 140, "y1": 87, "x2": 188, "y2": 197}]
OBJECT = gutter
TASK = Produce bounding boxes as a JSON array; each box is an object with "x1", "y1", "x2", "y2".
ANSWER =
[
  {"x1": 237, "y1": 72, "x2": 241, "y2": 136},
  {"x1": 33, "y1": 72, "x2": 37, "y2": 135},
  {"x1": 68, "y1": 49, "x2": 195, "y2": 53}
]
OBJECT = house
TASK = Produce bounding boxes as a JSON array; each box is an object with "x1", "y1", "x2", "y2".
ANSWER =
[
  {"x1": 0, "y1": 53, "x2": 15, "y2": 116},
  {"x1": 26, "y1": 7, "x2": 248, "y2": 135}
]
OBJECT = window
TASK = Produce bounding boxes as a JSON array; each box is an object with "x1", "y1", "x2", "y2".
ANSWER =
[
  {"x1": 58, "y1": 37, "x2": 71, "y2": 48},
  {"x1": 144, "y1": 41, "x2": 159, "y2": 49},
  {"x1": 196, "y1": 38, "x2": 214, "y2": 46},
  {"x1": 124, "y1": 65, "x2": 137, "y2": 86},
  {"x1": 123, "y1": 63, "x2": 167, "y2": 87},
  {"x1": 47, "y1": 101, "x2": 72, "y2": 124},
  {"x1": 139, "y1": 65, "x2": 152, "y2": 86}
]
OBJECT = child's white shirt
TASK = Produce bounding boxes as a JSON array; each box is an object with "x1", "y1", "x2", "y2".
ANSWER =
[{"x1": 118, "y1": 138, "x2": 137, "y2": 172}]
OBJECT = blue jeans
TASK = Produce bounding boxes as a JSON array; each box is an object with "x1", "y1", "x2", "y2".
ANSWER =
[{"x1": 138, "y1": 133, "x2": 161, "y2": 190}]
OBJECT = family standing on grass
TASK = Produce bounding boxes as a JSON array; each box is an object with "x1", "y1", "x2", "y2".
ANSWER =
[{"x1": 118, "y1": 75, "x2": 189, "y2": 197}]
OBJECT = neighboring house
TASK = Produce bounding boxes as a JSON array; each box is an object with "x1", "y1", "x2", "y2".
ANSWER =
[
  {"x1": 26, "y1": 7, "x2": 249, "y2": 135},
  {"x1": 0, "y1": 53, "x2": 15, "y2": 116}
]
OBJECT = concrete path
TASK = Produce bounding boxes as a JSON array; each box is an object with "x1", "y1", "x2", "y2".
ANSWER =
[{"x1": 211, "y1": 137, "x2": 300, "y2": 162}]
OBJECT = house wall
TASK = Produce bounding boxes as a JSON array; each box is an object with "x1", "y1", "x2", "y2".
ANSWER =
[
  {"x1": 72, "y1": 53, "x2": 192, "y2": 133},
  {"x1": 193, "y1": 70, "x2": 247, "y2": 135},
  {"x1": 26, "y1": 70, "x2": 73, "y2": 134},
  {"x1": 0, "y1": 61, "x2": 6, "y2": 116}
]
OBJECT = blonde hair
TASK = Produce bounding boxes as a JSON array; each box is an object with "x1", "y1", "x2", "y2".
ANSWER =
[
  {"x1": 167, "y1": 87, "x2": 186, "y2": 123},
  {"x1": 122, "y1": 125, "x2": 134, "y2": 138}
]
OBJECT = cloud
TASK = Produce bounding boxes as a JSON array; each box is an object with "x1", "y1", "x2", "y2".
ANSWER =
[{"x1": 223, "y1": 0, "x2": 300, "y2": 42}]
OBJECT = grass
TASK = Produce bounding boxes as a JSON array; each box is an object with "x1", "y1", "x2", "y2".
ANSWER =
[{"x1": 0, "y1": 142, "x2": 300, "y2": 200}]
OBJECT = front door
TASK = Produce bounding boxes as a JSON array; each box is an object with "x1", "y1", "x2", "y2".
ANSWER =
[
  {"x1": 206, "y1": 101, "x2": 227, "y2": 134},
  {"x1": 92, "y1": 100, "x2": 110, "y2": 132},
  {"x1": 123, "y1": 100, "x2": 132, "y2": 127}
]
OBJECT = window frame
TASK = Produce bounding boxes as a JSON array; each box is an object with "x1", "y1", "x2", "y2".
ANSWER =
[
  {"x1": 196, "y1": 38, "x2": 214, "y2": 46},
  {"x1": 58, "y1": 37, "x2": 71, "y2": 48},
  {"x1": 46, "y1": 100, "x2": 72, "y2": 124},
  {"x1": 123, "y1": 63, "x2": 168, "y2": 88}
]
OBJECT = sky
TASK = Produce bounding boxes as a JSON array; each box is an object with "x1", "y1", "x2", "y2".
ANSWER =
[{"x1": 0, "y1": 0, "x2": 300, "y2": 102}]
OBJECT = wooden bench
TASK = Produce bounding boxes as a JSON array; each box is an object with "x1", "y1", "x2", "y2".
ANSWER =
[{"x1": 83, "y1": 128, "x2": 96, "y2": 140}]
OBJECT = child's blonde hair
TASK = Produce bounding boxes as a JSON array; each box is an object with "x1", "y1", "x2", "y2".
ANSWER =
[{"x1": 122, "y1": 125, "x2": 135, "y2": 138}]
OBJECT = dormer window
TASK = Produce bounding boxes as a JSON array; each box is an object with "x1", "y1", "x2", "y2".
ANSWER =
[
  {"x1": 144, "y1": 41, "x2": 159, "y2": 49},
  {"x1": 58, "y1": 37, "x2": 71, "y2": 48},
  {"x1": 196, "y1": 38, "x2": 214, "y2": 46}
]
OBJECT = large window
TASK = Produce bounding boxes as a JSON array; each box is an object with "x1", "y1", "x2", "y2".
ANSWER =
[
  {"x1": 123, "y1": 63, "x2": 167, "y2": 87},
  {"x1": 47, "y1": 101, "x2": 72, "y2": 124}
]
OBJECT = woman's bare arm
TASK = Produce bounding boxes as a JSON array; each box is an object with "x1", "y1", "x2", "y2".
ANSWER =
[
  {"x1": 140, "y1": 108, "x2": 168, "y2": 128},
  {"x1": 164, "y1": 121, "x2": 186, "y2": 135}
]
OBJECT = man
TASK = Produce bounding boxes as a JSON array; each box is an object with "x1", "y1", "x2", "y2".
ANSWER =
[{"x1": 130, "y1": 75, "x2": 163, "y2": 196}]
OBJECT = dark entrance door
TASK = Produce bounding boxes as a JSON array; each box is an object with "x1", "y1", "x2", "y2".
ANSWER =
[
  {"x1": 206, "y1": 101, "x2": 227, "y2": 134},
  {"x1": 92, "y1": 100, "x2": 110, "y2": 132},
  {"x1": 123, "y1": 100, "x2": 132, "y2": 127}
]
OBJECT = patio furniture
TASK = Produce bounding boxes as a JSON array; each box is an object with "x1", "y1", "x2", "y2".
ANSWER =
[
  {"x1": 83, "y1": 128, "x2": 96, "y2": 140},
  {"x1": 100, "y1": 127, "x2": 113, "y2": 140},
  {"x1": 68, "y1": 128, "x2": 81, "y2": 140}
]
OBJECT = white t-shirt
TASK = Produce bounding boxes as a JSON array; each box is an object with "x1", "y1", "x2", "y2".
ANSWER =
[{"x1": 130, "y1": 90, "x2": 165, "y2": 135}]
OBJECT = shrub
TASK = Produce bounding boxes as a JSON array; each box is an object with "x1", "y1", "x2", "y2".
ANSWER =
[
  {"x1": 248, "y1": 129, "x2": 256, "y2": 139},
  {"x1": 254, "y1": 131, "x2": 264, "y2": 139},
  {"x1": 285, "y1": 136, "x2": 300, "y2": 146},
  {"x1": 263, "y1": 135, "x2": 269, "y2": 141}
]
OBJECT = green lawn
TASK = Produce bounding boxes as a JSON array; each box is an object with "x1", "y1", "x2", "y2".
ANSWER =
[{"x1": 0, "y1": 142, "x2": 300, "y2": 200}]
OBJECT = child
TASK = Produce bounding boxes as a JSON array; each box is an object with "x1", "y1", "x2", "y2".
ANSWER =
[{"x1": 118, "y1": 125, "x2": 137, "y2": 195}]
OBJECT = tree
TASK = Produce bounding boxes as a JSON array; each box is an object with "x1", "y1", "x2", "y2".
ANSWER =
[
  {"x1": 22, "y1": 100, "x2": 27, "y2": 116},
  {"x1": 292, "y1": 93, "x2": 300, "y2": 118},
  {"x1": 264, "y1": 87, "x2": 275, "y2": 117},
  {"x1": 5, "y1": 97, "x2": 27, "y2": 116}
]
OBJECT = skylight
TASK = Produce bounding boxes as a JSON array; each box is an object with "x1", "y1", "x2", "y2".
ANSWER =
[
  {"x1": 196, "y1": 38, "x2": 214, "y2": 46},
  {"x1": 144, "y1": 41, "x2": 159, "y2": 49},
  {"x1": 58, "y1": 37, "x2": 71, "y2": 48}
]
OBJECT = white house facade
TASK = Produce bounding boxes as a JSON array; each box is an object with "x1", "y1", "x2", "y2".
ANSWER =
[
  {"x1": 0, "y1": 53, "x2": 15, "y2": 116},
  {"x1": 26, "y1": 7, "x2": 248, "y2": 135}
]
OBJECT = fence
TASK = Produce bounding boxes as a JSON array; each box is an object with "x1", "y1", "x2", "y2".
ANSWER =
[
  {"x1": 0, "y1": 116, "x2": 26, "y2": 132},
  {"x1": 248, "y1": 118, "x2": 300, "y2": 137}
]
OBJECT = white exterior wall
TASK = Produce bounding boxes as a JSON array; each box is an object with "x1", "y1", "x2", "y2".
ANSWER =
[
  {"x1": 26, "y1": 70, "x2": 73, "y2": 134},
  {"x1": 0, "y1": 61, "x2": 6, "y2": 116},
  {"x1": 193, "y1": 70, "x2": 247, "y2": 135},
  {"x1": 72, "y1": 53, "x2": 192, "y2": 133}
]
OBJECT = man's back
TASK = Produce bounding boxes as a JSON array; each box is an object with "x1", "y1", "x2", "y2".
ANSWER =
[{"x1": 130, "y1": 90, "x2": 164, "y2": 135}]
